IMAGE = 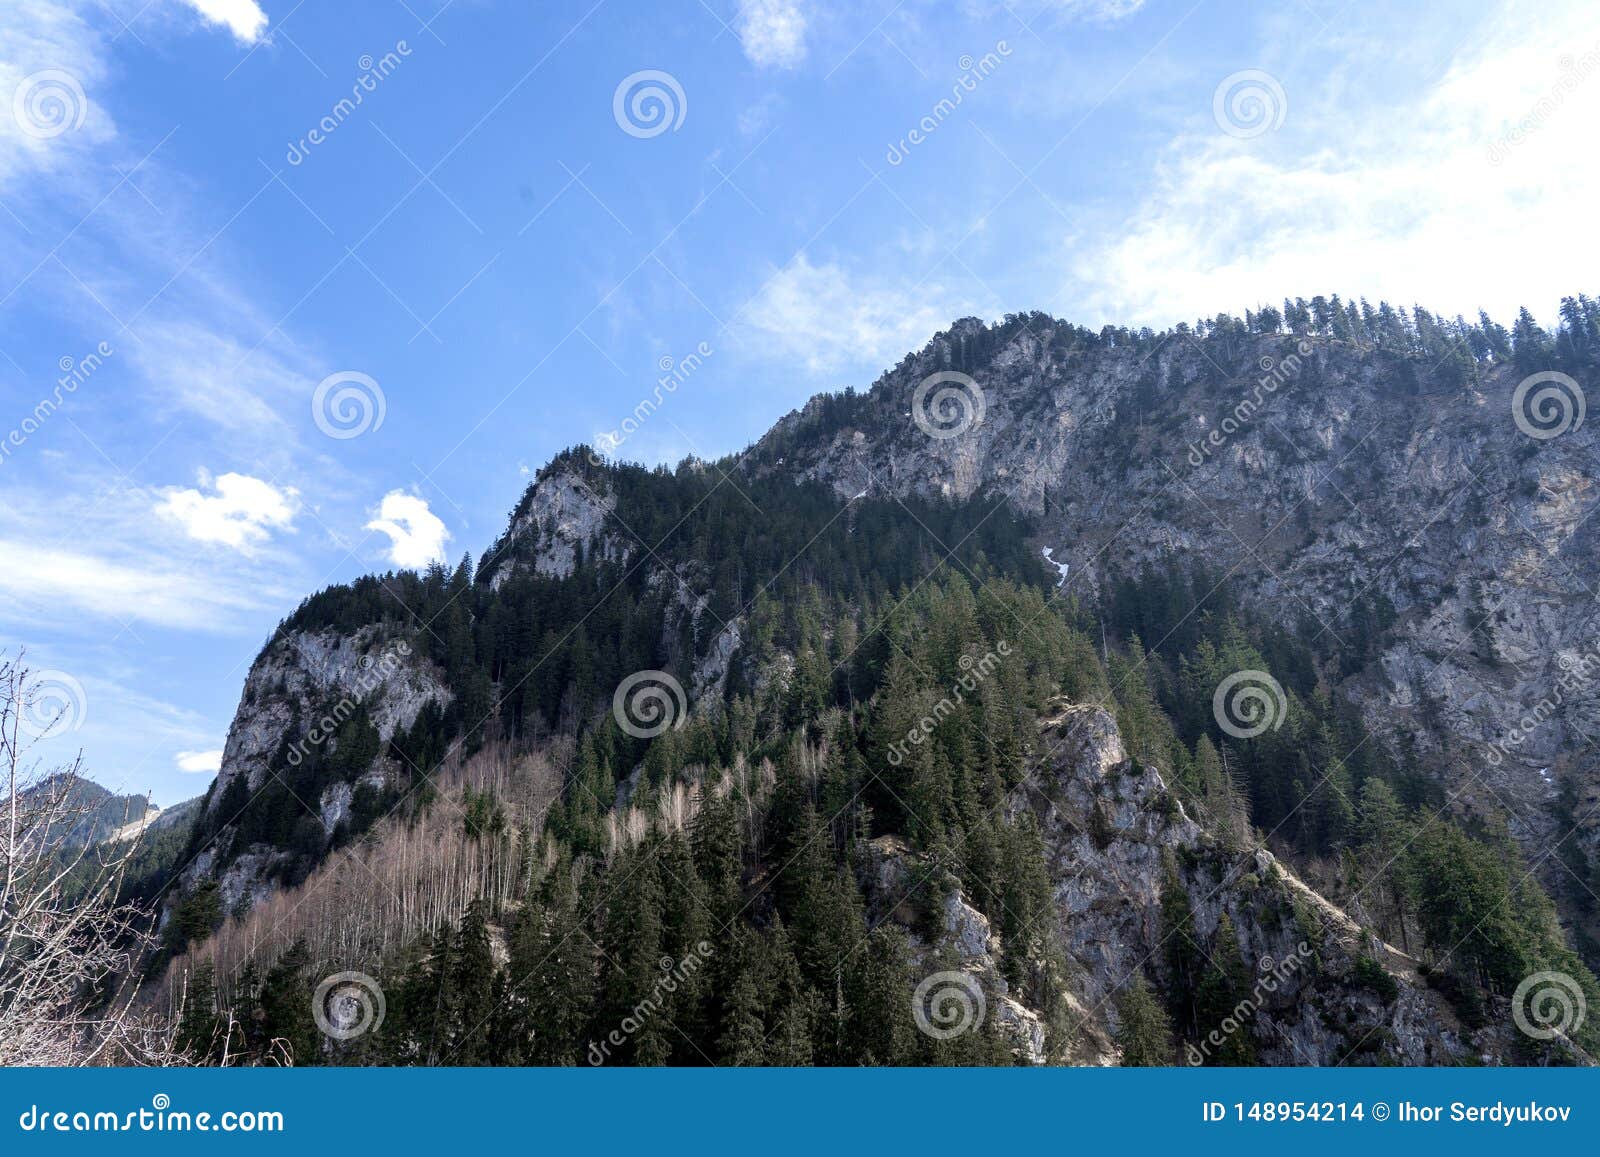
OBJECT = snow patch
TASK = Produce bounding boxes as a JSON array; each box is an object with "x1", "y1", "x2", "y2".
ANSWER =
[{"x1": 1042, "y1": 546, "x2": 1070, "y2": 586}]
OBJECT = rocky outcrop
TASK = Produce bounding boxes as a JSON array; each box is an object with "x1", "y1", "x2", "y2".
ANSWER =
[
  {"x1": 187, "y1": 625, "x2": 450, "y2": 910},
  {"x1": 855, "y1": 700, "x2": 1512, "y2": 1064},
  {"x1": 482, "y1": 465, "x2": 631, "y2": 588},
  {"x1": 208, "y1": 626, "x2": 448, "y2": 806},
  {"x1": 1015, "y1": 702, "x2": 1512, "y2": 1065}
]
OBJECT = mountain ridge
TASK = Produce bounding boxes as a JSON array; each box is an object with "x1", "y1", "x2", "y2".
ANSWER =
[{"x1": 155, "y1": 296, "x2": 1600, "y2": 1066}]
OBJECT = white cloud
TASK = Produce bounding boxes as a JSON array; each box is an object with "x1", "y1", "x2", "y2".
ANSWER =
[
  {"x1": 1066, "y1": 2, "x2": 1600, "y2": 327},
  {"x1": 178, "y1": 0, "x2": 268, "y2": 43},
  {"x1": 738, "y1": 254, "x2": 984, "y2": 374},
  {"x1": 157, "y1": 470, "x2": 300, "y2": 550},
  {"x1": 175, "y1": 748, "x2": 223, "y2": 773},
  {"x1": 1044, "y1": 0, "x2": 1144, "y2": 21},
  {"x1": 0, "y1": 535, "x2": 276, "y2": 630},
  {"x1": 0, "y1": 0, "x2": 116, "y2": 190},
  {"x1": 366, "y1": 491, "x2": 451, "y2": 569},
  {"x1": 739, "y1": 0, "x2": 808, "y2": 69}
]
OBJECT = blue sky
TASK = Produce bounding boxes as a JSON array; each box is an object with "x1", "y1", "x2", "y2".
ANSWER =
[{"x1": 2, "y1": 0, "x2": 1596, "y2": 805}]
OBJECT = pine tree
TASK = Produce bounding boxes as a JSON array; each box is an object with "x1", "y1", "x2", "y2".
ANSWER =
[{"x1": 1115, "y1": 971, "x2": 1175, "y2": 1065}]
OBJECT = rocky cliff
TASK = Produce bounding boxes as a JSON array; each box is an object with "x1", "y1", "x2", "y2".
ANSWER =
[{"x1": 751, "y1": 314, "x2": 1600, "y2": 894}]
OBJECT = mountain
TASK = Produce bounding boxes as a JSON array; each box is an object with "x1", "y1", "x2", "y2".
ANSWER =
[
  {"x1": 158, "y1": 297, "x2": 1600, "y2": 1066},
  {"x1": 5, "y1": 773, "x2": 157, "y2": 850}
]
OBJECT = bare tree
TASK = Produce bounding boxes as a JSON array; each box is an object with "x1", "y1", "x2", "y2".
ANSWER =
[{"x1": 0, "y1": 652, "x2": 179, "y2": 1065}]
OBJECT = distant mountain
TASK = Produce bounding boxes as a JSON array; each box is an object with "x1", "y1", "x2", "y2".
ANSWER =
[
  {"x1": 6, "y1": 773, "x2": 157, "y2": 850},
  {"x1": 157, "y1": 296, "x2": 1600, "y2": 1066}
]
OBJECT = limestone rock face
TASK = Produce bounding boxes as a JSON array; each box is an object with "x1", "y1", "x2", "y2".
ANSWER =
[
  {"x1": 755, "y1": 318, "x2": 1600, "y2": 891},
  {"x1": 483, "y1": 465, "x2": 630, "y2": 587},
  {"x1": 188, "y1": 625, "x2": 450, "y2": 910}
]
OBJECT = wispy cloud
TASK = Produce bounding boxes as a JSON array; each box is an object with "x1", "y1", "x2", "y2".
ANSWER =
[
  {"x1": 736, "y1": 254, "x2": 985, "y2": 374},
  {"x1": 739, "y1": 0, "x2": 809, "y2": 69},
  {"x1": 1065, "y1": 1, "x2": 1600, "y2": 325}
]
